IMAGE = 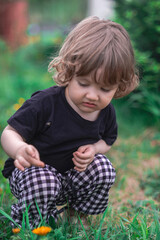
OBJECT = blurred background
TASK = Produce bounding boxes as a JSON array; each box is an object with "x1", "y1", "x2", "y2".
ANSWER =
[{"x1": 0, "y1": 0, "x2": 160, "y2": 201}]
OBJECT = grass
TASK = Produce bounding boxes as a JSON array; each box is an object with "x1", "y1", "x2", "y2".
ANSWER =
[
  {"x1": 0, "y1": 203, "x2": 160, "y2": 240},
  {"x1": 0, "y1": 126, "x2": 160, "y2": 239},
  {"x1": 140, "y1": 168, "x2": 160, "y2": 201},
  {"x1": 0, "y1": 200, "x2": 160, "y2": 239}
]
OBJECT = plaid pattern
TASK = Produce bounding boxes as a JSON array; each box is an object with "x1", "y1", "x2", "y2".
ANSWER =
[{"x1": 9, "y1": 154, "x2": 116, "y2": 228}]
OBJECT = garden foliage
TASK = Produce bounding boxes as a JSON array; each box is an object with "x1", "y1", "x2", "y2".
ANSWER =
[
  {"x1": 114, "y1": 0, "x2": 160, "y2": 122},
  {"x1": 28, "y1": 0, "x2": 87, "y2": 25}
]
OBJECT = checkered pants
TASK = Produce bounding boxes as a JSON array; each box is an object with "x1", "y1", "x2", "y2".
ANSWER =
[{"x1": 9, "y1": 154, "x2": 116, "y2": 228}]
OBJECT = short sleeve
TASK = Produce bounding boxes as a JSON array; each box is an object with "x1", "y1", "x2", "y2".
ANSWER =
[
  {"x1": 7, "y1": 92, "x2": 49, "y2": 142},
  {"x1": 102, "y1": 104, "x2": 118, "y2": 146}
]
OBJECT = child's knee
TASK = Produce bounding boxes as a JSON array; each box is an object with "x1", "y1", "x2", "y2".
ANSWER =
[
  {"x1": 20, "y1": 166, "x2": 61, "y2": 200},
  {"x1": 92, "y1": 153, "x2": 116, "y2": 186},
  {"x1": 72, "y1": 154, "x2": 116, "y2": 190}
]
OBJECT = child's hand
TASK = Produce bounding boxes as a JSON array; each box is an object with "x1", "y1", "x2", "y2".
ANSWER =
[
  {"x1": 14, "y1": 144, "x2": 45, "y2": 171},
  {"x1": 72, "y1": 144, "x2": 96, "y2": 172}
]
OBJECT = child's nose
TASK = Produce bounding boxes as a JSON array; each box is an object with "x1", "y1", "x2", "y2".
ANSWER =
[{"x1": 86, "y1": 90, "x2": 99, "y2": 101}]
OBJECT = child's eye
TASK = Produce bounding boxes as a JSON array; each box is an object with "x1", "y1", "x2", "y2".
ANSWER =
[
  {"x1": 78, "y1": 81, "x2": 89, "y2": 87},
  {"x1": 101, "y1": 88, "x2": 110, "y2": 92}
]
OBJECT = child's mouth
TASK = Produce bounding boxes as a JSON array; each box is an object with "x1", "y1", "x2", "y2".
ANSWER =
[{"x1": 82, "y1": 102, "x2": 96, "y2": 108}]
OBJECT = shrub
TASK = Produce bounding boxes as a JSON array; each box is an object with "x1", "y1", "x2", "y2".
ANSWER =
[
  {"x1": 0, "y1": 33, "x2": 61, "y2": 134},
  {"x1": 114, "y1": 0, "x2": 160, "y2": 123}
]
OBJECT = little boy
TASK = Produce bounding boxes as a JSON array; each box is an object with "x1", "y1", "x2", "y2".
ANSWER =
[{"x1": 1, "y1": 16, "x2": 138, "y2": 228}]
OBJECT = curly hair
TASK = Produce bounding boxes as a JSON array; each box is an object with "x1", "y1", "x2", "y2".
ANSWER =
[{"x1": 48, "y1": 16, "x2": 139, "y2": 98}]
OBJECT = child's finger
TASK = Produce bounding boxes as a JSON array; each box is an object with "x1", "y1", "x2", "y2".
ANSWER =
[
  {"x1": 26, "y1": 145, "x2": 37, "y2": 158},
  {"x1": 14, "y1": 159, "x2": 25, "y2": 171},
  {"x1": 29, "y1": 157, "x2": 45, "y2": 167},
  {"x1": 73, "y1": 155, "x2": 90, "y2": 165},
  {"x1": 74, "y1": 166, "x2": 87, "y2": 172},
  {"x1": 33, "y1": 147, "x2": 40, "y2": 161},
  {"x1": 26, "y1": 146, "x2": 45, "y2": 166},
  {"x1": 73, "y1": 152, "x2": 91, "y2": 161},
  {"x1": 77, "y1": 145, "x2": 88, "y2": 153},
  {"x1": 17, "y1": 156, "x2": 31, "y2": 168},
  {"x1": 72, "y1": 158, "x2": 88, "y2": 169},
  {"x1": 14, "y1": 155, "x2": 33, "y2": 170}
]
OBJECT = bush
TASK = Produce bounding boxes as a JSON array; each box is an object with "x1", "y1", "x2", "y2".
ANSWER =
[
  {"x1": 0, "y1": 32, "x2": 62, "y2": 134},
  {"x1": 114, "y1": 0, "x2": 160, "y2": 123}
]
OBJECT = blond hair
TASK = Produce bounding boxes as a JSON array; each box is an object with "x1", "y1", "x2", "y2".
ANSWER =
[{"x1": 48, "y1": 16, "x2": 139, "y2": 98}]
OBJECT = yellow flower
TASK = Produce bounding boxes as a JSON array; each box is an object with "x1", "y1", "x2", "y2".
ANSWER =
[
  {"x1": 13, "y1": 103, "x2": 21, "y2": 111},
  {"x1": 12, "y1": 228, "x2": 21, "y2": 234},
  {"x1": 13, "y1": 98, "x2": 25, "y2": 111},
  {"x1": 18, "y1": 97, "x2": 25, "y2": 105},
  {"x1": 32, "y1": 226, "x2": 52, "y2": 236}
]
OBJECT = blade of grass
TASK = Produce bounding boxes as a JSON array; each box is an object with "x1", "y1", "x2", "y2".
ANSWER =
[
  {"x1": 95, "y1": 208, "x2": 108, "y2": 240},
  {"x1": 153, "y1": 209, "x2": 160, "y2": 239},
  {"x1": 139, "y1": 216, "x2": 148, "y2": 240},
  {"x1": 121, "y1": 213, "x2": 141, "y2": 237},
  {"x1": 103, "y1": 225, "x2": 112, "y2": 239},
  {"x1": 35, "y1": 199, "x2": 44, "y2": 227},
  {"x1": 109, "y1": 232, "x2": 129, "y2": 240},
  {"x1": 0, "y1": 191, "x2": 4, "y2": 207},
  {"x1": 130, "y1": 215, "x2": 142, "y2": 236},
  {"x1": 0, "y1": 208, "x2": 20, "y2": 227},
  {"x1": 77, "y1": 215, "x2": 89, "y2": 240},
  {"x1": 24, "y1": 202, "x2": 34, "y2": 240}
]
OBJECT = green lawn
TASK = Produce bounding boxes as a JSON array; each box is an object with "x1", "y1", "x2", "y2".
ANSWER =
[{"x1": 0, "y1": 123, "x2": 159, "y2": 239}]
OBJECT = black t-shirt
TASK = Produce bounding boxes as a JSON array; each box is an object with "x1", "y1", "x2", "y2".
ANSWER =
[{"x1": 2, "y1": 86, "x2": 118, "y2": 178}]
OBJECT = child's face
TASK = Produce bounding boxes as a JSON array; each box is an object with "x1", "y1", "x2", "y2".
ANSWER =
[{"x1": 65, "y1": 73, "x2": 118, "y2": 118}]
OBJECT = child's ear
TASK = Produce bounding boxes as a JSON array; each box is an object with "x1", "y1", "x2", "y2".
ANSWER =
[
  {"x1": 114, "y1": 80, "x2": 138, "y2": 99},
  {"x1": 113, "y1": 87, "x2": 120, "y2": 99}
]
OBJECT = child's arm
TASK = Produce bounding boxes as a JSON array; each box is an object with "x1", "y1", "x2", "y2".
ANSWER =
[
  {"x1": 1, "y1": 125, "x2": 45, "y2": 171},
  {"x1": 72, "y1": 139, "x2": 111, "y2": 172}
]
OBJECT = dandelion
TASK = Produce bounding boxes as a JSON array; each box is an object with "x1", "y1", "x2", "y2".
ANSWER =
[
  {"x1": 32, "y1": 226, "x2": 52, "y2": 236},
  {"x1": 12, "y1": 228, "x2": 21, "y2": 234}
]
